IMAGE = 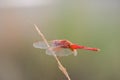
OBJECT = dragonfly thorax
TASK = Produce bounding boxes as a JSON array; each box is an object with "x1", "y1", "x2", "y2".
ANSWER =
[{"x1": 52, "y1": 40, "x2": 72, "y2": 48}]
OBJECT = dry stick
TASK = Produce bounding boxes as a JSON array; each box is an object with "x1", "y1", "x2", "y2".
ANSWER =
[{"x1": 34, "y1": 24, "x2": 71, "y2": 80}]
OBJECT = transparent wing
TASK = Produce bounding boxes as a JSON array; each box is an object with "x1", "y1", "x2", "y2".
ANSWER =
[
  {"x1": 46, "y1": 47, "x2": 77, "y2": 56},
  {"x1": 33, "y1": 41, "x2": 52, "y2": 49}
]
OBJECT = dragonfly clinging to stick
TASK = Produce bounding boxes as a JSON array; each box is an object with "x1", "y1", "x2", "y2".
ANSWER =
[{"x1": 33, "y1": 39, "x2": 100, "y2": 56}]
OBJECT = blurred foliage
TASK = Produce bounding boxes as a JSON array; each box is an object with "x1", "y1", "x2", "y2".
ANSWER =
[{"x1": 0, "y1": 0, "x2": 120, "y2": 80}]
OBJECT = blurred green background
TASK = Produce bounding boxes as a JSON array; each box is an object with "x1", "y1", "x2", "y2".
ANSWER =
[{"x1": 0, "y1": 0, "x2": 120, "y2": 80}]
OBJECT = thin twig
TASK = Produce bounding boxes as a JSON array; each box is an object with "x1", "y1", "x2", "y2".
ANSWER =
[{"x1": 34, "y1": 24, "x2": 71, "y2": 80}]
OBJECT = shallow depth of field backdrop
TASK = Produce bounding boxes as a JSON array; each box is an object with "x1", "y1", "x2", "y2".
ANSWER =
[{"x1": 0, "y1": 0, "x2": 120, "y2": 80}]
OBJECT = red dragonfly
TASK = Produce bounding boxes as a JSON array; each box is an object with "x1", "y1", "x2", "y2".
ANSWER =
[{"x1": 33, "y1": 40, "x2": 100, "y2": 56}]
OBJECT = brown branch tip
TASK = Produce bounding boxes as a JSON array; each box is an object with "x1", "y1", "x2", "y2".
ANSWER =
[{"x1": 34, "y1": 24, "x2": 71, "y2": 80}]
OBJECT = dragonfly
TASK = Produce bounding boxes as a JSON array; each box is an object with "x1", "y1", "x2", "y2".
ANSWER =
[{"x1": 33, "y1": 40, "x2": 100, "y2": 56}]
